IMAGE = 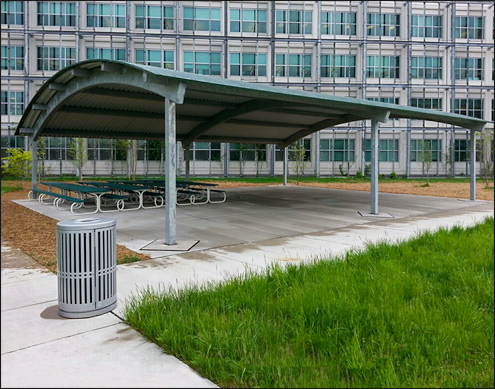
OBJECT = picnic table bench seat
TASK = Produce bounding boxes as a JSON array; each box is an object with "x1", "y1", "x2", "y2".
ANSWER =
[{"x1": 34, "y1": 189, "x2": 84, "y2": 205}]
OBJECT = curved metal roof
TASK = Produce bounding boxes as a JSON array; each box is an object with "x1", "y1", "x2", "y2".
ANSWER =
[{"x1": 16, "y1": 59, "x2": 487, "y2": 146}]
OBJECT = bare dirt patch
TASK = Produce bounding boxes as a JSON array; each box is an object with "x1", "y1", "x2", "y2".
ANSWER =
[{"x1": 1, "y1": 179, "x2": 493, "y2": 273}]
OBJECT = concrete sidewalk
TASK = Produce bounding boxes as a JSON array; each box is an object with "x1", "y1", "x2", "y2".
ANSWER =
[{"x1": 1, "y1": 186, "x2": 493, "y2": 388}]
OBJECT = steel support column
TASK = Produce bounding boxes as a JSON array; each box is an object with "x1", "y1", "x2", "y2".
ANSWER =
[
  {"x1": 185, "y1": 145, "x2": 190, "y2": 181},
  {"x1": 370, "y1": 119, "x2": 379, "y2": 214},
  {"x1": 283, "y1": 146, "x2": 288, "y2": 185},
  {"x1": 470, "y1": 129, "x2": 476, "y2": 200},
  {"x1": 165, "y1": 98, "x2": 177, "y2": 245},
  {"x1": 30, "y1": 136, "x2": 38, "y2": 194}
]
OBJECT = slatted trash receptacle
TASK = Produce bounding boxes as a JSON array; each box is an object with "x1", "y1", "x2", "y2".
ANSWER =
[{"x1": 56, "y1": 217, "x2": 117, "y2": 318}]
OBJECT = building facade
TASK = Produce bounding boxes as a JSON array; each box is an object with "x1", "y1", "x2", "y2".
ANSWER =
[{"x1": 1, "y1": 1, "x2": 494, "y2": 178}]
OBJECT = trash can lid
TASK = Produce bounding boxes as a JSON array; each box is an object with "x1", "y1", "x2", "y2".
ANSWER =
[{"x1": 57, "y1": 217, "x2": 116, "y2": 231}]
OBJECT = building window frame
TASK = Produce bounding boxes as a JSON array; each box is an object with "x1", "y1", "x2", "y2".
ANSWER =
[
  {"x1": 87, "y1": 47, "x2": 125, "y2": 61},
  {"x1": 454, "y1": 99, "x2": 484, "y2": 119},
  {"x1": 87, "y1": 3, "x2": 126, "y2": 28},
  {"x1": 455, "y1": 16, "x2": 484, "y2": 39},
  {"x1": 321, "y1": 11, "x2": 356, "y2": 35},
  {"x1": 37, "y1": 46, "x2": 76, "y2": 71},
  {"x1": 1, "y1": 90, "x2": 24, "y2": 116},
  {"x1": 411, "y1": 15, "x2": 442, "y2": 38},
  {"x1": 186, "y1": 142, "x2": 222, "y2": 161},
  {"x1": 1, "y1": 1, "x2": 24, "y2": 25},
  {"x1": 183, "y1": 7, "x2": 221, "y2": 32},
  {"x1": 184, "y1": 51, "x2": 221, "y2": 76},
  {"x1": 454, "y1": 57, "x2": 484, "y2": 80},
  {"x1": 230, "y1": 52, "x2": 267, "y2": 77},
  {"x1": 410, "y1": 139, "x2": 442, "y2": 162},
  {"x1": 275, "y1": 10, "x2": 312, "y2": 35},
  {"x1": 37, "y1": 2, "x2": 75, "y2": 27},
  {"x1": 1, "y1": 46, "x2": 24, "y2": 70},
  {"x1": 230, "y1": 8, "x2": 266, "y2": 33},
  {"x1": 320, "y1": 138, "x2": 354, "y2": 162},
  {"x1": 366, "y1": 55, "x2": 400, "y2": 78},
  {"x1": 275, "y1": 53, "x2": 312, "y2": 77},
  {"x1": 135, "y1": 5, "x2": 174, "y2": 30},
  {"x1": 365, "y1": 139, "x2": 399, "y2": 162},
  {"x1": 136, "y1": 49, "x2": 174, "y2": 69},
  {"x1": 411, "y1": 56, "x2": 442, "y2": 79},
  {"x1": 410, "y1": 98, "x2": 442, "y2": 110},
  {"x1": 367, "y1": 13, "x2": 400, "y2": 37},
  {"x1": 1, "y1": 135, "x2": 26, "y2": 160},
  {"x1": 320, "y1": 55, "x2": 356, "y2": 78}
]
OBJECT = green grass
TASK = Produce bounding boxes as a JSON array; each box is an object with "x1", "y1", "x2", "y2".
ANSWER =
[
  {"x1": 123, "y1": 217, "x2": 494, "y2": 388},
  {"x1": 1, "y1": 181, "x2": 24, "y2": 194}
]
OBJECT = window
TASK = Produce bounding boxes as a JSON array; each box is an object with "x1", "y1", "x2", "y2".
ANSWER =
[
  {"x1": 411, "y1": 15, "x2": 442, "y2": 38},
  {"x1": 230, "y1": 53, "x2": 266, "y2": 77},
  {"x1": 136, "y1": 50, "x2": 174, "y2": 69},
  {"x1": 230, "y1": 9, "x2": 266, "y2": 33},
  {"x1": 454, "y1": 139, "x2": 468, "y2": 162},
  {"x1": 321, "y1": 12, "x2": 356, "y2": 35},
  {"x1": 455, "y1": 16, "x2": 484, "y2": 39},
  {"x1": 1, "y1": 135, "x2": 26, "y2": 159},
  {"x1": 230, "y1": 143, "x2": 267, "y2": 161},
  {"x1": 44, "y1": 137, "x2": 73, "y2": 160},
  {"x1": 184, "y1": 51, "x2": 221, "y2": 75},
  {"x1": 183, "y1": 7, "x2": 221, "y2": 32},
  {"x1": 276, "y1": 10, "x2": 312, "y2": 34},
  {"x1": 37, "y1": 46, "x2": 75, "y2": 71},
  {"x1": 454, "y1": 58, "x2": 483, "y2": 80},
  {"x1": 319, "y1": 139, "x2": 354, "y2": 162},
  {"x1": 37, "y1": 2, "x2": 75, "y2": 26},
  {"x1": 366, "y1": 56, "x2": 399, "y2": 78},
  {"x1": 367, "y1": 13, "x2": 400, "y2": 36},
  {"x1": 454, "y1": 99, "x2": 483, "y2": 118},
  {"x1": 136, "y1": 5, "x2": 173, "y2": 30},
  {"x1": 411, "y1": 56, "x2": 442, "y2": 79},
  {"x1": 410, "y1": 139, "x2": 442, "y2": 162},
  {"x1": 410, "y1": 98, "x2": 442, "y2": 110},
  {"x1": 365, "y1": 139, "x2": 399, "y2": 162},
  {"x1": 87, "y1": 3, "x2": 125, "y2": 28},
  {"x1": 145, "y1": 140, "x2": 164, "y2": 161},
  {"x1": 276, "y1": 54, "x2": 312, "y2": 77},
  {"x1": 1, "y1": 90, "x2": 23, "y2": 115},
  {"x1": 1, "y1": 1, "x2": 23, "y2": 25},
  {"x1": 186, "y1": 142, "x2": 221, "y2": 161},
  {"x1": 275, "y1": 139, "x2": 311, "y2": 161},
  {"x1": 367, "y1": 97, "x2": 399, "y2": 104},
  {"x1": 87, "y1": 48, "x2": 125, "y2": 61},
  {"x1": 87, "y1": 138, "x2": 113, "y2": 160},
  {"x1": 321, "y1": 55, "x2": 355, "y2": 78},
  {"x1": 1, "y1": 46, "x2": 24, "y2": 70}
]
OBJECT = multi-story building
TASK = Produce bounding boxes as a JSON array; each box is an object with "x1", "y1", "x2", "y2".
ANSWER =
[{"x1": 1, "y1": 1, "x2": 494, "y2": 178}]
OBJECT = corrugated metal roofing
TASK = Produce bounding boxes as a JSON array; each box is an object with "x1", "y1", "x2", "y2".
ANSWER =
[{"x1": 16, "y1": 59, "x2": 488, "y2": 145}]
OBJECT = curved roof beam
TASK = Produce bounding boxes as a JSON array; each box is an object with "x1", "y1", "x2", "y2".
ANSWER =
[
  {"x1": 182, "y1": 99, "x2": 299, "y2": 147},
  {"x1": 24, "y1": 63, "x2": 186, "y2": 140}
]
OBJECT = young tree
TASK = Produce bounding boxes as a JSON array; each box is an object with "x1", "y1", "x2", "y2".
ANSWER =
[
  {"x1": 68, "y1": 138, "x2": 88, "y2": 181},
  {"x1": 289, "y1": 141, "x2": 308, "y2": 185},
  {"x1": 36, "y1": 137, "x2": 47, "y2": 178},
  {"x1": 1, "y1": 148, "x2": 32, "y2": 179},
  {"x1": 420, "y1": 139, "x2": 433, "y2": 186},
  {"x1": 238, "y1": 143, "x2": 249, "y2": 177},
  {"x1": 255, "y1": 144, "x2": 266, "y2": 177},
  {"x1": 477, "y1": 129, "x2": 494, "y2": 188}
]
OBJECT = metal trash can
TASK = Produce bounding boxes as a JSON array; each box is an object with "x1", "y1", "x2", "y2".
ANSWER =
[{"x1": 56, "y1": 217, "x2": 117, "y2": 318}]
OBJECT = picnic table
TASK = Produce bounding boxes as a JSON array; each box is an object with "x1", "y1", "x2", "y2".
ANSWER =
[
  {"x1": 78, "y1": 181, "x2": 162, "y2": 210},
  {"x1": 39, "y1": 182, "x2": 115, "y2": 214}
]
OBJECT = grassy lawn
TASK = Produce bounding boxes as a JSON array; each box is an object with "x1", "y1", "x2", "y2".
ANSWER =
[
  {"x1": 123, "y1": 218, "x2": 494, "y2": 388},
  {"x1": 1, "y1": 182, "x2": 24, "y2": 194}
]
